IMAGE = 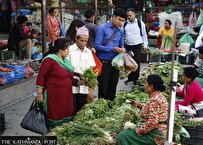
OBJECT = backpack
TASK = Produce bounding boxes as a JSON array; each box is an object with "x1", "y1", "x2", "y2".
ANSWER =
[{"x1": 123, "y1": 20, "x2": 142, "y2": 36}]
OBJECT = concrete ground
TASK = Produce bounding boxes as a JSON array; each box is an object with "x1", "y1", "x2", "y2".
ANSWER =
[{"x1": 0, "y1": 63, "x2": 148, "y2": 136}]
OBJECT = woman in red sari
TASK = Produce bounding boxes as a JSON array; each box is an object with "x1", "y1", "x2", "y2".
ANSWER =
[{"x1": 36, "y1": 38, "x2": 83, "y2": 130}]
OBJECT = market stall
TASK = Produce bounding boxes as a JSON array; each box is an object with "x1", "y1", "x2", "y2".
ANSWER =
[{"x1": 47, "y1": 62, "x2": 203, "y2": 145}]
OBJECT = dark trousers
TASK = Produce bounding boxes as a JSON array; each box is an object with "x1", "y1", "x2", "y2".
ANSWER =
[
  {"x1": 73, "y1": 94, "x2": 87, "y2": 114},
  {"x1": 125, "y1": 44, "x2": 142, "y2": 84},
  {"x1": 98, "y1": 61, "x2": 119, "y2": 101}
]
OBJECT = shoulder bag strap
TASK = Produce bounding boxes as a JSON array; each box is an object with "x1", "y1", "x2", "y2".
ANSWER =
[
  {"x1": 138, "y1": 20, "x2": 142, "y2": 36},
  {"x1": 103, "y1": 29, "x2": 119, "y2": 46}
]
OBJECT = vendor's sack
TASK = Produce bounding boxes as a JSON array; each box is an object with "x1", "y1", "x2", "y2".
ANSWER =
[
  {"x1": 7, "y1": 65, "x2": 25, "y2": 81},
  {"x1": 0, "y1": 71, "x2": 15, "y2": 84},
  {"x1": 24, "y1": 66, "x2": 34, "y2": 78}
]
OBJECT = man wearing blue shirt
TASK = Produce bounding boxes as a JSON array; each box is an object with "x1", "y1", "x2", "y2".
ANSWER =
[{"x1": 95, "y1": 8, "x2": 126, "y2": 101}]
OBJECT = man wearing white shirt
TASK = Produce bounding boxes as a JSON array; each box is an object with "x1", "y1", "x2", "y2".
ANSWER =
[
  {"x1": 123, "y1": 8, "x2": 148, "y2": 85},
  {"x1": 67, "y1": 26, "x2": 95, "y2": 113}
]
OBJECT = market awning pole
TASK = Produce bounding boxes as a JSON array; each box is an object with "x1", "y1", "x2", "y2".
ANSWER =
[
  {"x1": 165, "y1": 22, "x2": 178, "y2": 145},
  {"x1": 59, "y1": 0, "x2": 62, "y2": 23},
  {"x1": 41, "y1": 0, "x2": 46, "y2": 54},
  {"x1": 95, "y1": 0, "x2": 98, "y2": 25}
]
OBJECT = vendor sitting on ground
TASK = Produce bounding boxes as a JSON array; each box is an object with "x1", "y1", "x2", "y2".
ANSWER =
[
  {"x1": 194, "y1": 45, "x2": 203, "y2": 88},
  {"x1": 8, "y1": 15, "x2": 32, "y2": 59},
  {"x1": 118, "y1": 74, "x2": 168, "y2": 145},
  {"x1": 175, "y1": 67, "x2": 203, "y2": 117},
  {"x1": 157, "y1": 19, "x2": 174, "y2": 49}
]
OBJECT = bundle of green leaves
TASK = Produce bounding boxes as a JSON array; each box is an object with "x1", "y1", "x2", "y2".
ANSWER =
[{"x1": 83, "y1": 68, "x2": 98, "y2": 89}]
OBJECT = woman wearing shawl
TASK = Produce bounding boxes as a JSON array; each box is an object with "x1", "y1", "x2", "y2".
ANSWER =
[{"x1": 36, "y1": 38, "x2": 84, "y2": 130}]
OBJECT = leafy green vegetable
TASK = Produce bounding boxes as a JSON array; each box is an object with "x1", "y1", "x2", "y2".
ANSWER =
[
  {"x1": 74, "y1": 99, "x2": 110, "y2": 123},
  {"x1": 149, "y1": 48, "x2": 165, "y2": 56},
  {"x1": 50, "y1": 61, "x2": 203, "y2": 145},
  {"x1": 119, "y1": 69, "x2": 128, "y2": 79},
  {"x1": 83, "y1": 68, "x2": 98, "y2": 89}
]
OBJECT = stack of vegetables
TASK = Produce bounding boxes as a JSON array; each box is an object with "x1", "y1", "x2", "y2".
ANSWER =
[{"x1": 48, "y1": 62, "x2": 203, "y2": 145}]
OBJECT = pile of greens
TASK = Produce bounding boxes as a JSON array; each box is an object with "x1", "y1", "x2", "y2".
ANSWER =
[
  {"x1": 48, "y1": 61, "x2": 203, "y2": 145},
  {"x1": 135, "y1": 62, "x2": 183, "y2": 92},
  {"x1": 149, "y1": 48, "x2": 165, "y2": 56}
]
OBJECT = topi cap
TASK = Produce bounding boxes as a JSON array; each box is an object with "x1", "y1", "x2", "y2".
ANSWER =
[{"x1": 76, "y1": 26, "x2": 89, "y2": 37}]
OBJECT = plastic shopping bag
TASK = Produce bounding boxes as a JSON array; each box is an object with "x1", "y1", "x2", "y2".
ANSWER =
[
  {"x1": 196, "y1": 9, "x2": 203, "y2": 27},
  {"x1": 111, "y1": 53, "x2": 124, "y2": 70},
  {"x1": 179, "y1": 33, "x2": 194, "y2": 45},
  {"x1": 92, "y1": 52, "x2": 102, "y2": 76},
  {"x1": 124, "y1": 53, "x2": 138, "y2": 73},
  {"x1": 24, "y1": 66, "x2": 34, "y2": 78},
  {"x1": 189, "y1": 11, "x2": 197, "y2": 28},
  {"x1": 20, "y1": 100, "x2": 49, "y2": 134}
]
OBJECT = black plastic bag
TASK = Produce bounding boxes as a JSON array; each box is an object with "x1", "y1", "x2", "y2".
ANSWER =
[
  {"x1": 197, "y1": 108, "x2": 203, "y2": 117},
  {"x1": 20, "y1": 100, "x2": 49, "y2": 134}
]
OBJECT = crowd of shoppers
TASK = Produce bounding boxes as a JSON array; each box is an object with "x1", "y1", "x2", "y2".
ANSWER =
[{"x1": 17, "y1": 7, "x2": 203, "y2": 134}]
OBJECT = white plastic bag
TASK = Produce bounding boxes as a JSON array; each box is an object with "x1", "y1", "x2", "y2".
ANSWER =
[
  {"x1": 111, "y1": 53, "x2": 124, "y2": 70},
  {"x1": 124, "y1": 53, "x2": 138, "y2": 73}
]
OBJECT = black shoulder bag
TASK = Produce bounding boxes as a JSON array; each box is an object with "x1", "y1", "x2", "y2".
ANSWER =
[{"x1": 191, "y1": 104, "x2": 203, "y2": 117}]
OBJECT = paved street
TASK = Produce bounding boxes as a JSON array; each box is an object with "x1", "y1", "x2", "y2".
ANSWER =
[{"x1": 0, "y1": 63, "x2": 148, "y2": 136}]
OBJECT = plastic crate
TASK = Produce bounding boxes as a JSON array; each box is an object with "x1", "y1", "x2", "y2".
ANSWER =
[
  {"x1": 181, "y1": 126, "x2": 203, "y2": 145},
  {"x1": 0, "y1": 51, "x2": 16, "y2": 61}
]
